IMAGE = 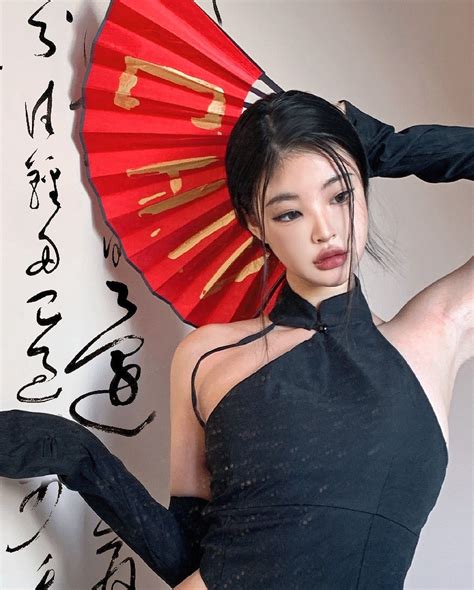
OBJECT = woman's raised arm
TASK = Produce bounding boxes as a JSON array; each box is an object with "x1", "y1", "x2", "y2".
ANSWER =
[{"x1": 336, "y1": 99, "x2": 474, "y2": 183}]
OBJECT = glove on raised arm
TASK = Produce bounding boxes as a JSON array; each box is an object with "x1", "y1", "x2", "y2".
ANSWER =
[
  {"x1": 341, "y1": 99, "x2": 474, "y2": 182},
  {"x1": 0, "y1": 409, "x2": 209, "y2": 588}
]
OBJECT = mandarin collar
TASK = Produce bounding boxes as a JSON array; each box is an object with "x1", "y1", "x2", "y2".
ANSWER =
[{"x1": 268, "y1": 274, "x2": 373, "y2": 332}]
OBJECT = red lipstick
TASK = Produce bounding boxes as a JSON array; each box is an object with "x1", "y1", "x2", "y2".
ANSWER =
[{"x1": 314, "y1": 248, "x2": 347, "y2": 270}]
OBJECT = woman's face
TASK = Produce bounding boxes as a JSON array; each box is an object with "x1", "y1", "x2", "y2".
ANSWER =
[{"x1": 248, "y1": 150, "x2": 368, "y2": 288}]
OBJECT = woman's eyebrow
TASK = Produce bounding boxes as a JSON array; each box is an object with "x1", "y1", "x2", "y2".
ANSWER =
[{"x1": 265, "y1": 173, "x2": 354, "y2": 208}]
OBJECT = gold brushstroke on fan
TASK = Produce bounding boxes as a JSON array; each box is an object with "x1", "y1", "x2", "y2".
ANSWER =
[
  {"x1": 115, "y1": 56, "x2": 225, "y2": 130},
  {"x1": 138, "y1": 179, "x2": 226, "y2": 217},
  {"x1": 171, "y1": 178, "x2": 182, "y2": 194},
  {"x1": 127, "y1": 155, "x2": 219, "y2": 194},
  {"x1": 200, "y1": 237, "x2": 253, "y2": 300},
  {"x1": 203, "y1": 253, "x2": 268, "y2": 298},
  {"x1": 235, "y1": 256, "x2": 266, "y2": 281},
  {"x1": 138, "y1": 191, "x2": 167, "y2": 205},
  {"x1": 168, "y1": 211, "x2": 235, "y2": 259}
]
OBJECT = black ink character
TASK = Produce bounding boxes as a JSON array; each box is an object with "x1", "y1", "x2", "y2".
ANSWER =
[
  {"x1": 17, "y1": 289, "x2": 62, "y2": 403},
  {"x1": 28, "y1": 0, "x2": 56, "y2": 58},
  {"x1": 25, "y1": 81, "x2": 55, "y2": 139}
]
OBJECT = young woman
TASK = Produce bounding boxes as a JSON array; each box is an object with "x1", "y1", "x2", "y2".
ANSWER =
[
  {"x1": 1, "y1": 92, "x2": 472, "y2": 590},
  {"x1": 170, "y1": 91, "x2": 472, "y2": 589}
]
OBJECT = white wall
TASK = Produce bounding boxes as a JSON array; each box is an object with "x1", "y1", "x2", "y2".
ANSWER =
[{"x1": 1, "y1": 0, "x2": 472, "y2": 588}]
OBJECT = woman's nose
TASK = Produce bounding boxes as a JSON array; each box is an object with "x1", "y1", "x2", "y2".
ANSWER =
[{"x1": 311, "y1": 215, "x2": 336, "y2": 243}]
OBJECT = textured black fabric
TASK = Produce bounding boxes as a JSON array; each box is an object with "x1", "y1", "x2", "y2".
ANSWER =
[
  {"x1": 343, "y1": 99, "x2": 474, "y2": 182},
  {"x1": 0, "y1": 409, "x2": 208, "y2": 588},
  {"x1": 195, "y1": 274, "x2": 448, "y2": 589},
  {"x1": 168, "y1": 494, "x2": 211, "y2": 572}
]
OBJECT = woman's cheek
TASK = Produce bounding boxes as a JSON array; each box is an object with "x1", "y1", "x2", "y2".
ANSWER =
[{"x1": 354, "y1": 207, "x2": 369, "y2": 257}]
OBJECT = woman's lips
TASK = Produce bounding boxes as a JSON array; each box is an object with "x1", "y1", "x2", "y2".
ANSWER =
[{"x1": 314, "y1": 252, "x2": 347, "y2": 270}]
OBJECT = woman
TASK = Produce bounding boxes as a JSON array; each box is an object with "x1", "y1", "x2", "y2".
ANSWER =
[
  {"x1": 1, "y1": 92, "x2": 472, "y2": 589},
  {"x1": 171, "y1": 91, "x2": 472, "y2": 589}
]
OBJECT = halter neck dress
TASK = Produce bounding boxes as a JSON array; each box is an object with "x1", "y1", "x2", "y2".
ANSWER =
[{"x1": 191, "y1": 273, "x2": 448, "y2": 589}]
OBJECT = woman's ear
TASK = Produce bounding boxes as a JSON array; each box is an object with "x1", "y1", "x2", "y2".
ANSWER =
[{"x1": 245, "y1": 215, "x2": 263, "y2": 242}]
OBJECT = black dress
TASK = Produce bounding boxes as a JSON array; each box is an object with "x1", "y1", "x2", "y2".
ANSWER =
[{"x1": 192, "y1": 274, "x2": 448, "y2": 589}]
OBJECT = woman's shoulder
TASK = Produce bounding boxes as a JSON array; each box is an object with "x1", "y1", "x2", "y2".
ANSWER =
[
  {"x1": 376, "y1": 258, "x2": 472, "y2": 374},
  {"x1": 178, "y1": 317, "x2": 268, "y2": 359}
]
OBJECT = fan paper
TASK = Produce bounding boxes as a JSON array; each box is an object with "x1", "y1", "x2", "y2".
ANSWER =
[{"x1": 81, "y1": 0, "x2": 285, "y2": 327}]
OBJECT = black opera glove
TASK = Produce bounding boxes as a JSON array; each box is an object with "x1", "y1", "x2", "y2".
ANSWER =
[
  {"x1": 0, "y1": 409, "x2": 210, "y2": 588},
  {"x1": 341, "y1": 99, "x2": 474, "y2": 182}
]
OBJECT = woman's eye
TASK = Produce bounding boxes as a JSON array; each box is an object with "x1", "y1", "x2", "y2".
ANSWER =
[
  {"x1": 273, "y1": 210, "x2": 300, "y2": 223},
  {"x1": 272, "y1": 191, "x2": 353, "y2": 222},
  {"x1": 333, "y1": 190, "x2": 353, "y2": 204}
]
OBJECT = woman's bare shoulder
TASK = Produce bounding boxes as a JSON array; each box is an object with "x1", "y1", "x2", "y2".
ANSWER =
[{"x1": 179, "y1": 317, "x2": 266, "y2": 357}]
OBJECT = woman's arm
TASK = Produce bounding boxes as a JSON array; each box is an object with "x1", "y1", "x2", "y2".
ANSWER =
[
  {"x1": 433, "y1": 256, "x2": 474, "y2": 375},
  {"x1": 0, "y1": 329, "x2": 214, "y2": 590},
  {"x1": 387, "y1": 256, "x2": 473, "y2": 386},
  {"x1": 169, "y1": 326, "x2": 215, "y2": 570},
  {"x1": 336, "y1": 99, "x2": 474, "y2": 182},
  {"x1": 0, "y1": 408, "x2": 201, "y2": 587}
]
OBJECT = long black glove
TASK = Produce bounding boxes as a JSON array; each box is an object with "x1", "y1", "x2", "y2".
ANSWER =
[
  {"x1": 0, "y1": 409, "x2": 209, "y2": 588},
  {"x1": 341, "y1": 99, "x2": 474, "y2": 182}
]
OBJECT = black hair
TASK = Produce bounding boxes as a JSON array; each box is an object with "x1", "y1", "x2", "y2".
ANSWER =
[{"x1": 224, "y1": 90, "x2": 397, "y2": 353}]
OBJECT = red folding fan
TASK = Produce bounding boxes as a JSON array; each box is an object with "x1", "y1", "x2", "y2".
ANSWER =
[{"x1": 80, "y1": 0, "x2": 286, "y2": 327}]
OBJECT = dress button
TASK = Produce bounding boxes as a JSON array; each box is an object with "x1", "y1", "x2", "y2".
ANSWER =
[{"x1": 318, "y1": 324, "x2": 328, "y2": 333}]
